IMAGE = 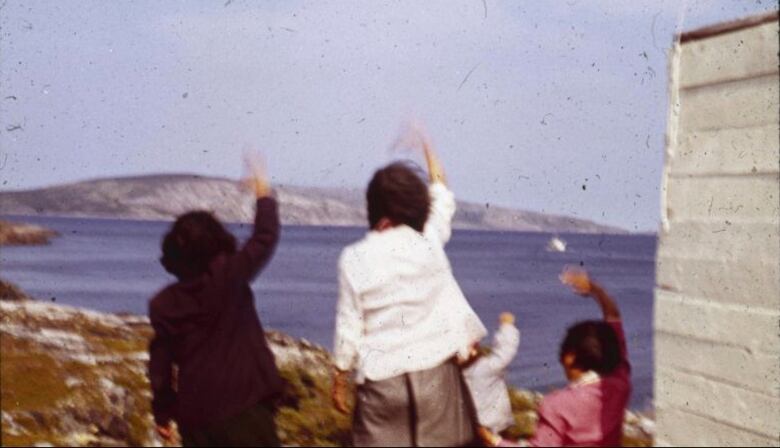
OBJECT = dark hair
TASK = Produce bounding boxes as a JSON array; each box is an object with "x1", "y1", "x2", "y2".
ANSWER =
[
  {"x1": 559, "y1": 320, "x2": 621, "y2": 375},
  {"x1": 366, "y1": 161, "x2": 430, "y2": 232},
  {"x1": 160, "y1": 211, "x2": 237, "y2": 280}
]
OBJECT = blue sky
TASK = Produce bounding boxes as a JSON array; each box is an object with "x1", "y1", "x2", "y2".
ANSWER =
[{"x1": 0, "y1": 0, "x2": 774, "y2": 231}]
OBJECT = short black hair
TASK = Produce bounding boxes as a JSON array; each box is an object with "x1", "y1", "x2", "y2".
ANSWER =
[
  {"x1": 366, "y1": 161, "x2": 430, "y2": 232},
  {"x1": 559, "y1": 320, "x2": 621, "y2": 375},
  {"x1": 160, "y1": 211, "x2": 237, "y2": 280}
]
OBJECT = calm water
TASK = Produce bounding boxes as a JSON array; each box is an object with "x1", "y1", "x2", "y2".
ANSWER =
[{"x1": 1, "y1": 215, "x2": 656, "y2": 409}]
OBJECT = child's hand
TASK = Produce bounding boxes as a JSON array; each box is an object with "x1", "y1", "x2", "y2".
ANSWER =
[
  {"x1": 156, "y1": 423, "x2": 173, "y2": 442},
  {"x1": 560, "y1": 266, "x2": 593, "y2": 296},
  {"x1": 477, "y1": 426, "x2": 502, "y2": 447},
  {"x1": 456, "y1": 343, "x2": 480, "y2": 365},
  {"x1": 332, "y1": 370, "x2": 351, "y2": 415},
  {"x1": 243, "y1": 151, "x2": 272, "y2": 198},
  {"x1": 390, "y1": 121, "x2": 447, "y2": 184},
  {"x1": 499, "y1": 312, "x2": 515, "y2": 326},
  {"x1": 156, "y1": 421, "x2": 181, "y2": 446}
]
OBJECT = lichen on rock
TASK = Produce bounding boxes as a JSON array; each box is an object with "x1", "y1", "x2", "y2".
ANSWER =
[
  {"x1": 0, "y1": 285, "x2": 351, "y2": 447},
  {"x1": 0, "y1": 282, "x2": 652, "y2": 447}
]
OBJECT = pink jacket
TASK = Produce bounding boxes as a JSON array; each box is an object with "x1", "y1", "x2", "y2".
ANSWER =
[{"x1": 529, "y1": 320, "x2": 631, "y2": 447}]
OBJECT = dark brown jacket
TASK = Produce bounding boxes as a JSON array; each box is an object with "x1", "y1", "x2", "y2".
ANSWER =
[{"x1": 148, "y1": 198, "x2": 282, "y2": 429}]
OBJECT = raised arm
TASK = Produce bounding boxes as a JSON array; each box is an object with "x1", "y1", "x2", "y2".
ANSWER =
[
  {"x1": 227, "y1": 197, "x2": 280, "y2": 282},
  {"x1": 424, "y1": 182, "x2": 456, "y2": 244},
  {"x1": 589, "y1": 282, "x2": 621, "y2": 321},
  {"x1": 227, "y1": 155, "x2": 280, "y2": 282},
  {"x1": 559, "y1": 267, "x2": 620, "y2": 321},
  {"x1": 483, "y1": 312, "x2": 521, "y2": 373},
  {"x1": 560, "y1": 267, "x2": 628, "y2": 371},
  {"x1": 416, "y1": 131, "x2": 457, "y2": 244},
  {"x1": 421, "y1": 133, "x2": 447, "y2": 186}
]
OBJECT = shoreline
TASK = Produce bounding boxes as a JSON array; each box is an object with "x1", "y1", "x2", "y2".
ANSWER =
[
  {"x1": 1, "y1": 280, "x2": 654, "y2": 446},
  {"x1": 0, "y1": 212, "x2": 650, "y2": 237}
]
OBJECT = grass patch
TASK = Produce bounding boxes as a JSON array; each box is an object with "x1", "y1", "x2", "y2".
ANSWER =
[
  {"x1": 0, "y1": 337, "x2": 70, "y2": 412},
  {"x1": 91, "y1": 335, "x2": 147, "y2": 354},
  {"x1": 502, "y1": 387, "x2": 541, "y2": 440},
  {"x1": 111, "y1": 368, "x2": 155, "y2": 447},
  {"x1": 622, "y1": 433, "x2": 653, "y2": 447},
  {"x1": 1, "y1": 431, "x2": 64, "y2": 447},
  {"x1": 275, "y1": 364, "x2": 352, "y2": 447}
]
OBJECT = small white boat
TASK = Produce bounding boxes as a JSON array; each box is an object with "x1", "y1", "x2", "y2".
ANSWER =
[{"x1": 546, "y1": 236, "x2": 567, "y2": 253}]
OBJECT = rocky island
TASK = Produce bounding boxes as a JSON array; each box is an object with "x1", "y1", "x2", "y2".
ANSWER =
[
  {"x1": 0, "y1": 220, "x2": 58, "y2": 246},
  {"x1": 0, "y1": 281, "x2": 652, "y2": 446}
]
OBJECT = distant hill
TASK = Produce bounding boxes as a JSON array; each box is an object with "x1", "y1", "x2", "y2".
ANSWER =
[{"x1": 0, "y1": 174, "x2": 625, "y2": 233}]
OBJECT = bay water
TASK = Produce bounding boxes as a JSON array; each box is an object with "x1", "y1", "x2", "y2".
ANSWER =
[{"x1": 1, "y1": 215, "x2": 656, "y2": 410}]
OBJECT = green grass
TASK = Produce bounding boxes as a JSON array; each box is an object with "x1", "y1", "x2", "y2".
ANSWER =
[
  {"x1": 0, "y1": 337, "x2": 71, "y2": 412},
  {"x1": 0, "y1": 281, "x2": 652, "y2": 448},
  {"x1": 91, "y1": 335, "x2": 147, "y2": 354},
  {"x1": 103, "y1": 364, "x2": 154, "y2": 447},
  {"x1": 502, "y1": 387, "x2": 541, "y2": 440},
  {"x1": 0, "y1": 337, "x2": 73, "y2": 446},
  {"x1": 0, "y1": 308, "x2": 155, "y2": 447},
  {"x1": 622, "y1": 433, "x2": 653, "y2": 447},
  {"x1": 275, "y1": 364, "x2": 352, "y2": 447}
]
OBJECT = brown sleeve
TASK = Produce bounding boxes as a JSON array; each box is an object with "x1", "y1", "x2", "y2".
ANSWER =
[{"x1": 225, "y1": 197, "x2": 280, "y2": 282}]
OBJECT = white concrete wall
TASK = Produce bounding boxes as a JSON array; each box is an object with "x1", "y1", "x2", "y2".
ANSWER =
[{"x1": 655, "y1": 17, "x2": 780, "y2": 447}]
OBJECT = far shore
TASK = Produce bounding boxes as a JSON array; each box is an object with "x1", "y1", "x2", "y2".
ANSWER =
[{"x1": 0, "y1": 212, "x2": 654, "y2": 237}]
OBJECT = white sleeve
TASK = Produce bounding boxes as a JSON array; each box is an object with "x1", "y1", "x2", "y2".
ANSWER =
[
  {"x1": 423, "y1": 182, "x2": 456, "y2": 245},
  {"x1": 333, "y1": 254, "x2": 363, "y2": 372},
  {"x1": 484, "y1": 323, "x2": 521, "y2": 373},
  {"x1": 449, "y1": 294, "x2": 488, "y2": 359}
]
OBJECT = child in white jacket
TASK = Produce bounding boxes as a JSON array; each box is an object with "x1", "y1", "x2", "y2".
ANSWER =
[{"x1": 464, "y1": 312, "x2": 521, "y2": 434}]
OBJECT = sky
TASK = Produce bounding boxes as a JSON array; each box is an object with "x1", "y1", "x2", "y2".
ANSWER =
[{"x1": 0, "y1": 1, "x2": 775, "y2": 232}]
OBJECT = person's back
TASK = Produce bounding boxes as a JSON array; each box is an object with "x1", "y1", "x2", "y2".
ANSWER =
[
  {"x1": 479, "y1": 269, "x2": 631, "y2": 448},
  {"x1": 332, "y1": 131, "x2": 487, "y2": 447},
  {"x1": 149, "y1": 230, "x2": 281, "y2": 428},
  {"x1": 532, "y1": 319, "x2": 631, "y2": 447},
  {"x1": 530, "y1": 269, "x2": 631, "y2": 447},
  {"x1": 148, "y1": 160, "x2": 283, "y2": 446},
  {"x1": 338, "y1": 180, "x2": 484, "y2": 381}
]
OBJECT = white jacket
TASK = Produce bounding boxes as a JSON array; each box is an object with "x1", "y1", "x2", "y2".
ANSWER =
[
  {"x1": 463, "y1": 322, "x2": 521, "y2": 433},
  {"x1": 333, "y1": 182, "x2": 487, "y2": 383}
]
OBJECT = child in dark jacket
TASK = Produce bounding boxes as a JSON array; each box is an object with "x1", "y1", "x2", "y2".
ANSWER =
[{"x1": 148, "y1": 157, "x2": 283, "y2": 447}]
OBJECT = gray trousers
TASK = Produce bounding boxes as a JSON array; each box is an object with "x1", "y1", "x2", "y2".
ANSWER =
[{"x1": 352, "y1": 360, "x2": 477, "y2": 447}]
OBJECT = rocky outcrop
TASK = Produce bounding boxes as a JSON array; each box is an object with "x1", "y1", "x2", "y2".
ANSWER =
[
  {"x1": 0, "y1": 283, "x2": 652, "y2": 447},
  {"x1": 1, "y1": 298, "x2": 158, "y2": 446},
  {"x1": 0, "y1": 220, "x2": 58, "y2": 246},
  {"x1": 0, "y1": 280, "x2": 30, "y2": 302},
  {"x1": 0, "y1": 287, "x2": 349, "y2": 447},
  {"x1": 0, "y1": 174, "x2": 626, "y2": 233}
]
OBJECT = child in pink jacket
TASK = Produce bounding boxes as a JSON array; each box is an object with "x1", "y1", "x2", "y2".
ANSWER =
[{"x1": 480, "y1": 267, "x2": 631, "y2": 447}]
